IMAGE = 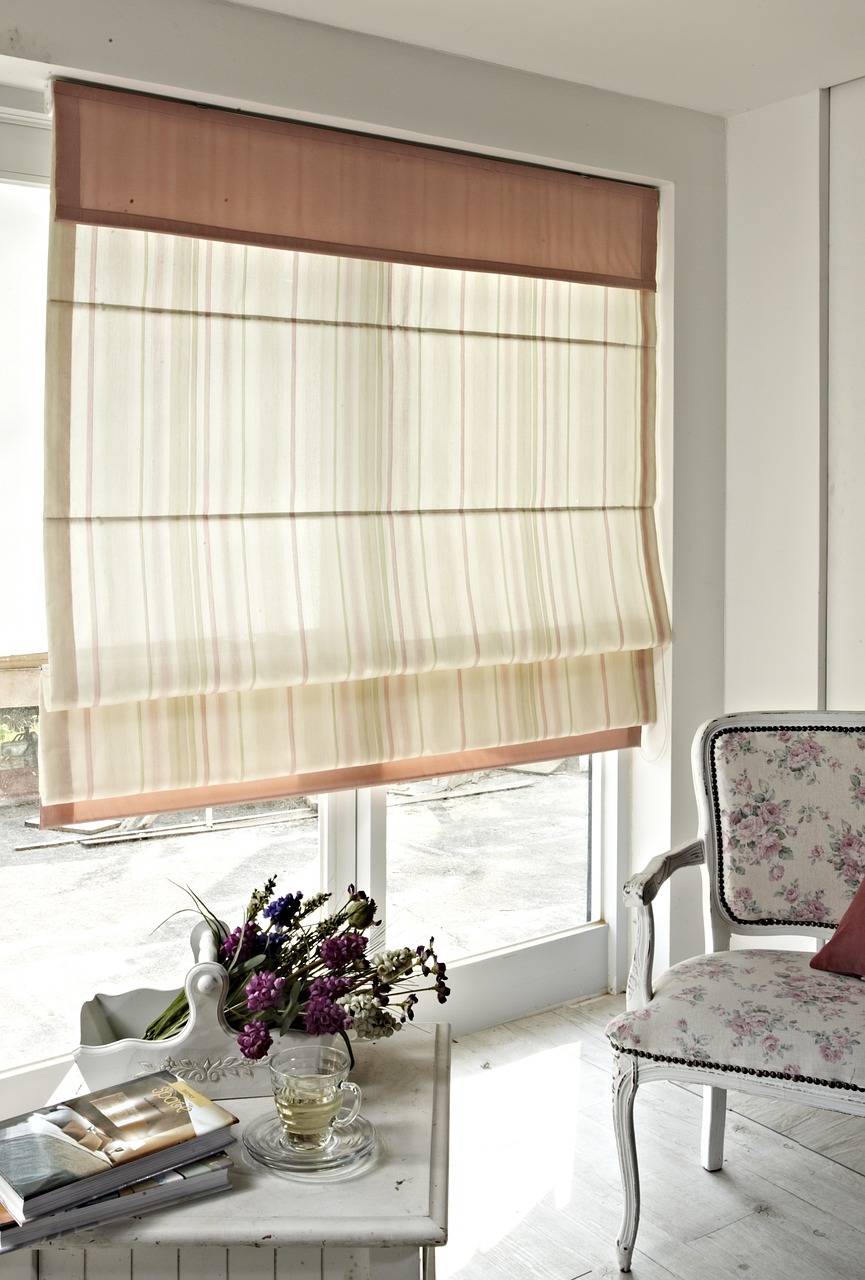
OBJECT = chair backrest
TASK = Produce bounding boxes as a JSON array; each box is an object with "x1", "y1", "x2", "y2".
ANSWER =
[{"x1": 694, "y1": 712, "x2": 865, "y2": 947}]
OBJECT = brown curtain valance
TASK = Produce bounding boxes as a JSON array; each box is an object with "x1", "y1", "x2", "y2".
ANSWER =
[{"x1": 52, "y1": 80, "x2": 658, "y2": 290}]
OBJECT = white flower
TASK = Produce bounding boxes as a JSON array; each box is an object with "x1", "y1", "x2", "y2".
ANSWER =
[
  {"x1": 337, "y1": 992, "x2": 400, "y2": 1040},
  {"x1": 369, "y1": 946, "x2": 416, "y2": 983}
]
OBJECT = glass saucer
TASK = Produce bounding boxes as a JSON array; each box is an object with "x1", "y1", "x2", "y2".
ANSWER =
[{"x1": 243, "y1": 1109, "x2": 377, "y2": 1179}]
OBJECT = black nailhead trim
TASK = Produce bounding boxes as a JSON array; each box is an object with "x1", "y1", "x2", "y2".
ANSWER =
[{"x1": 616, "y1": 1047, "x2": 865, "y2": 1095}]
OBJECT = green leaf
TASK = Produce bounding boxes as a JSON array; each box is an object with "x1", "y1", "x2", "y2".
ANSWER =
[{"x1": 278, "y1": 976, "x2": 306, "y2": 1030}]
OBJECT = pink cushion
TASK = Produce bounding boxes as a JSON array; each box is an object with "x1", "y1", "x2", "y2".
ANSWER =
[{"x1": 810, "y1": 877, "x2": 865, "y2": 978}]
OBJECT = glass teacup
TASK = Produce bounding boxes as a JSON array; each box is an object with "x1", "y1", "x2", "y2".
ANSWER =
[{"x1": 269, "y1": 1043, "x2": 361, "y2": 1152}]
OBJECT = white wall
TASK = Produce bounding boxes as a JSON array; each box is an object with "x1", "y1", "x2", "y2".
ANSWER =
[
  {"x1": 827, "y1": 77, "x2": 865, "y2": 708},
  {"x1": 0, "y1": 181, "x2": 49, "y2": 658},
  {"x1": 0, "y1": 90, "x2": 50, "y2": 708},
  {"x1": 0, "y1": 0, "x2": 728, "y2": 968},
  {"x1": 0, "y1": 88, "x2": 50, "y2": 184},
  {"x1": 726, "y1": 81, "x2": 865, "y2": 723},
  {"x1": 726, "y1": 91, "x2": 828, "y2": 713}
]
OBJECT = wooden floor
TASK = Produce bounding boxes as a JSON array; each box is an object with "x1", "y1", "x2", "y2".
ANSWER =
[{"x1": 439, "y1": 994, "x2": 865, "y2": 1280}]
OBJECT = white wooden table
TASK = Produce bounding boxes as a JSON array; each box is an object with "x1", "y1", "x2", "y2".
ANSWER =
[{"x1": 9, "y1": 1022, "x2": 450, "y2": 1280}]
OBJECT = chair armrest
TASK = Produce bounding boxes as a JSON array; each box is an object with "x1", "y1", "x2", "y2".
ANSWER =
[
  {"x1": 624, "y1": 839, "x2": 705, "y2": 906},
  {"x1": 623, "y1": 839, "x2": 705, "y2": 1011}
]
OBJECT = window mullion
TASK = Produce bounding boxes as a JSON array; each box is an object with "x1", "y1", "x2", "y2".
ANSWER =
[
  {"x1": 320, "y1": 788, "x2": 387, "y2": 939},
  {"x1": 319, "y1": 790, "x2": 359, "y2": 902},
  {"x1": 599, "y1": 750, "x2": 631, "y2": 993},
  {"x1": 356, "y1": 787, "x2": 387, "y2": 938}
]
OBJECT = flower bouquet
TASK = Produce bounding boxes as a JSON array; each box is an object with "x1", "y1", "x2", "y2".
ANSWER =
[{"x1": 143, "y1": 878, "x2": 450, "y2": 1064}]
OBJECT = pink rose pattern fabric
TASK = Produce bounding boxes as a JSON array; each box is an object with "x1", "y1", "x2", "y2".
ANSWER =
[
  {"x1": 712, "y1": 728, "x2": 865, "y2": 926},
  {"x1": 606, "y1": 949, "x2": 865, "y2": 1089}
]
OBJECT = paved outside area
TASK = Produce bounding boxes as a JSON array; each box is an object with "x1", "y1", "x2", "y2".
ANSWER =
[{"x1": 1, "y1": 760, "x2": 590, "y2": 1070}]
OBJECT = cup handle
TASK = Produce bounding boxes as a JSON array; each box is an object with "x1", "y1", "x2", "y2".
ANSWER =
[{"x1": 334, "y1": 1080, "x2": 362, "y2": 1127}]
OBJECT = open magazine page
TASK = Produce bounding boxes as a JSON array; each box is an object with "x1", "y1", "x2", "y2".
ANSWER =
[
  {"x1": 68, "y1": 1075, "x2": 201, "y2": 1161},
  {"x1": 0, "y1": 1112, "x2": 114, "y2": 1201}
]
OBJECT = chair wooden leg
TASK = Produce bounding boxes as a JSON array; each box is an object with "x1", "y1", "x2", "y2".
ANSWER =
[
  {"x1": 701, "y1": 1085, "x2": 727, "y2": 1171},
  {"x1": 612, "y1": 1051, "x2": 640, "y2": 1272}
]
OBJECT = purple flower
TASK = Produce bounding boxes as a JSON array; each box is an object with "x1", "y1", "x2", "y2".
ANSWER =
[
  {"x1": 245, "y1": 970, "x2": 286, "y2": 1012},
  {"x1": 320, "y1": 933, "x2": 367, "y2": 970},
  {"x1": 303, "y1": 994, "x2": 352, "y2": 1036},
  {"x1": 220, "y1": 922, "x2": 266, "y2": 965},
  {"x1": 237, "y1": 1020, "x2": 273, "y2": 1060},
  {"x1": 309, "y1": 975, "x2": 351, "y2": 1001},
  {"x1": 264, "y1": 892, "x2": 304, "y2": 927}
]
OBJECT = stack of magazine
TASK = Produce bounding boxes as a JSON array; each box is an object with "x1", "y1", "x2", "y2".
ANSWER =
[{"x1": 0, "y1": 1070, "x2": 238, "y2": 1253}]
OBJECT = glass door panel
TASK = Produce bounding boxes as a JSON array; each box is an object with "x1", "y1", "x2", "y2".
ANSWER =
[{"x1": 384, "y1": 758, "x2": 594, "y2": 959}]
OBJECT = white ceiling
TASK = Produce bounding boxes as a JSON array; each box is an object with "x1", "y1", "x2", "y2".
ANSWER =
[{"x1": 222, "y1": 0, "x2": 865, "y2": 117}]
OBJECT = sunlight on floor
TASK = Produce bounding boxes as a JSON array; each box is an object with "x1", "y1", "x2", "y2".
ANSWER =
[{"x1": 438, "y1": 1006, "x2": 619, "y2": 1280}]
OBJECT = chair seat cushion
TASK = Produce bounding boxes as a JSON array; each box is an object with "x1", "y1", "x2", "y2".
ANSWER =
[{"x1": 606, "y1": 948, "x2": 865, "y2": 1092}]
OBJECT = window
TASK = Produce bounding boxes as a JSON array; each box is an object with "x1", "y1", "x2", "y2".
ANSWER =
[{"x1": 0, "y1": 86, "x2": 662, "y2": 1093}]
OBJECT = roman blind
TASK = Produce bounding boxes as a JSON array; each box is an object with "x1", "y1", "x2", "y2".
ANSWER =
[{"x1": 38, "y1": 80, "x2": 669, "y2": 826}]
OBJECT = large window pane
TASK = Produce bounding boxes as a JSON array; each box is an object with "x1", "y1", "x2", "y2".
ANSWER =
[
  {"x1": 384, "y1": 758, "x2": 593, "y2": 960},
  {"x1": 1, "y1": 798, "x2": 319, "y2": 1069}
]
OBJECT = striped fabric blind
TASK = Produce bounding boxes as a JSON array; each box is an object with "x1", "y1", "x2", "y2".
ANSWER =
[{"x1": 38, "y1": 85, "x2": 668, "y2": 825}]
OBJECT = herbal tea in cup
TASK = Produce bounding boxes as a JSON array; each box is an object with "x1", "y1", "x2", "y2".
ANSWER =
[{"x1": 269, "y1": 1044, "x2": 361, "y2": 1152}]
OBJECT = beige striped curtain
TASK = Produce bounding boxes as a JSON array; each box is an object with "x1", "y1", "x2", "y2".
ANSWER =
[{"x1": 38, "y1": 83, "x2": 668, "y2": 825}]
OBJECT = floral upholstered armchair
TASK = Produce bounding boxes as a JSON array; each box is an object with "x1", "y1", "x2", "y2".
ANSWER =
[{"x1": 606, "y1": 712, "x2": 865, "y2": 1271}]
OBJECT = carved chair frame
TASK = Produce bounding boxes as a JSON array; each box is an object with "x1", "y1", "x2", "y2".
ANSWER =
[{"x1": 611, "y1": 711, "x2": 865, "y2": 1271}]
